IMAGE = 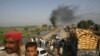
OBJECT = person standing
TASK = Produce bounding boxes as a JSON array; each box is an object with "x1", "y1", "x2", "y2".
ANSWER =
[
  {"x1": 25, "y1": 42, "x2": 37, "y2": 56},
  {"x1": 66, "y1": 28, "x2": 78, "y2": 56},
  {"x1": 0, "y1": 31, "x2": 25, "y2": 56}
]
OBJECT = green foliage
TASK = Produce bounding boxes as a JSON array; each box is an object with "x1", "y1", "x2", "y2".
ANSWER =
[
  {"x1": 87, "y1": 20, "x2": 95, "y2": 26},
  {"x1": 0, "y1": 29, "x2": 5, "y2": 41},
  {"x1": 24, "y1": 27, "x2": 28, "y2": 31},
  {"x1": 0, "y1": 35, "x2": 3, "y2": 41},
  {"x1": 77, "y1": 20, "x2": 88, "y2": 29},
  {"x1": 94, "y1": 24, "x2": 99, "y2": 31},
  {"x1": 77, "y1": 20, "x2": 95, "y2": 29},
  {"x1": 0, "y1": 32, "x2": 3, "y2": 42},
  {"x1": 42, "y1": 24, "x2": 48, "y2": 28}
]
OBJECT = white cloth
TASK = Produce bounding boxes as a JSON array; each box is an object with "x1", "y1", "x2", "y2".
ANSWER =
[
  {"x1": 0, "y1": 51, "x2": 18, "y2": 56},
  {"x1": 20, "y1": 45, "x2": 26, "y2": 56},
  {"x1": 50, "y1": 45, "x2": 54, "y2": 51}
]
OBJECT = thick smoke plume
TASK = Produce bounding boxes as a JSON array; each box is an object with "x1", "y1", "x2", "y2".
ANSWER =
[{"x1": 50, "y1": 5, "x2": 77, "y2": 26}]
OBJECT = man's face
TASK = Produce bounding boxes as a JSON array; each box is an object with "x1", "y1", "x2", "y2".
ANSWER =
[
  {"x1": 26, "y1": 46, "x2": 37, "y2": 56},
  {"x1": 4, "y1": 37, "x2": 19, "y2": 54}
]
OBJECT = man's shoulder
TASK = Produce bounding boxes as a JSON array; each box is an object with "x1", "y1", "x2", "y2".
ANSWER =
[
  {"x1": 0, "y1": 50, "x2": 6, "y2": 56},
  {"x1": 0, "y1": 50, "x2": 5, "y2": 54},
  {"x1": 20, "y1": 45, "x2": 26, "y2": 56},
  {"x1": 0, "y1": 50, "x2": 18, "y2": 56}
]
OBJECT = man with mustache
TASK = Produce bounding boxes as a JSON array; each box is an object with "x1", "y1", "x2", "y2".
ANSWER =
[{"x1": 0, "y1": 31, "x2": 25, "y2": 56}]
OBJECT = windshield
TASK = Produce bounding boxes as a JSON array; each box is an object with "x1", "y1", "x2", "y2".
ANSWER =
[{"x1": 40, "y1": 50, "x2": 46, "y2": 54}]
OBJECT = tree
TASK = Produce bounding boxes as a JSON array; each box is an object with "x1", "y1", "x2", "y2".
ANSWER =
[
  {"x1": 24, "y1": 27, "x2": 28, "y2": 31},
  {"x1": 93, "y1": 24, "x2": 100, "y2": 35},
  {"x1": 87, "y1": 20, "x2": 95, "y2": 27},
  {"x1": 94, "y1": 24, "x2": 99, "y2": 31},
  {"x1": 77, "y1": 20, "x2": 95, "y2": 29},
  {"x1": 42, "y1": 24, "x2": 48, "y2": 28},
  {"x1": 77, "y1": 20, "x2": 88, "y2": 29}
]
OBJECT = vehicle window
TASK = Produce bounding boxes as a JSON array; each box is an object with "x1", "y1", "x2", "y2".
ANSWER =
[
  {"x1": 37, "y1": 51, "x2": 39, "y2": 54},
  {"x1": 40, "y1": 50, "x2": 46, "y2": 54}
]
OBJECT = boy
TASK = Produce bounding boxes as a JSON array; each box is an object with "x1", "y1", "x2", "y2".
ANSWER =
[{"x1": 25, "y1": 42, "x2": 37, "y2": 56}]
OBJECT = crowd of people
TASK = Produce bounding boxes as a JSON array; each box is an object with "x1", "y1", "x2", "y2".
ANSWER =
[
  {"x1": 47, "y1": 28, "x2": 78, "y2": 56},
  {"x1": 0, "y1": 27, "x2": 78, "y2": 56}
]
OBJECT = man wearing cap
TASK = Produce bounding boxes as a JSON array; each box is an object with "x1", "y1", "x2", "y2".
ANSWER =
[{"x1": 0, "y1": 31, "x2": 25, "y2": 56}]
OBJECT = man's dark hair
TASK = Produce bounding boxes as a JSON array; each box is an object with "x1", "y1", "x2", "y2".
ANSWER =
[{"x1": 25, "y1": 42, "x2": 37, "y2": 49}]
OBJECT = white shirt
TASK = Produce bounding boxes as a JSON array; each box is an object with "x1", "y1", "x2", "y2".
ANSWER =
[{"x1": 0, "y1": 51, "x2": 18, "y2": 56}]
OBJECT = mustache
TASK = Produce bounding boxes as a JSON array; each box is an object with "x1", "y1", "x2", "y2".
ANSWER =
[{"x1": 5, "y1": 47, "x2": 12, "y2": 50}]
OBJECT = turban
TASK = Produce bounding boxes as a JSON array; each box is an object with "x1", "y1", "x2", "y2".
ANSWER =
[{"x1": 4, "y1": 31, "x2": 22, "y2": 41}]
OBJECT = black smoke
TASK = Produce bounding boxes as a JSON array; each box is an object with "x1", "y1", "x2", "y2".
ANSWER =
[{"x1": 50, "y1": 5, "x2": 78, "y2": 26}]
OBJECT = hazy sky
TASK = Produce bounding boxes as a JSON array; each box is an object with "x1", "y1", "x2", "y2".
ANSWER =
[{"x1": 0, "y1": 0, "x2": 100, "y2": 27}]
